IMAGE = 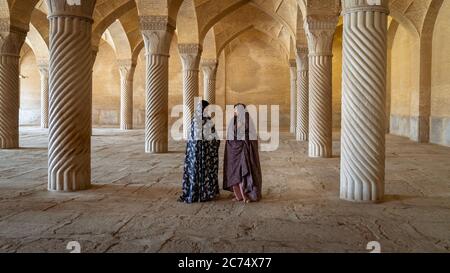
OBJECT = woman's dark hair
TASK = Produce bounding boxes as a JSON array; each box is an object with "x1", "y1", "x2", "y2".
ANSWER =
[
  {"x1": 234, "y1": 103, "x2": 246, "y2": 109},
  {"x1": 201, "y1": 100, "x2": 210, "y2": 112}
]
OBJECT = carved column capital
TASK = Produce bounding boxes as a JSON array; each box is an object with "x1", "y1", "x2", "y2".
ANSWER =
[
  {"x1": 341, "y1": 0, "x2": 389, "y2": 14},
  {"x1": 0, "y1": 28, "x2": 27, "y2": 56},
  {"x1": 296, "y1": 46, "x2": 309, "y2": 71},
  {"x1": 201, "y1": 59, "x2": 218, "y2": 80},
  {"x1": 179, "y1": 44, "x2": 202, "y2": 71},
  {"x1": 46, "y1": 0, "x2": 96, "y2": 21},
  {"x1": 304, "y1": 15, "x2": 338, "y2": 56},
  {"x1": 289, "y1": 59, "x2": 297, "y2": 68},
  {"x1": 117, "y1": 59, "x2": 137, "y2": 81},
  {"x1": 140, "y1": 16, "x2": 175, "y2": 56},
  {"x1": 37, "y1": 59, "x2": 50, "y2": 75},
  {"x1": 289, "y1": 59, "x2": 297, "y2": 79}
]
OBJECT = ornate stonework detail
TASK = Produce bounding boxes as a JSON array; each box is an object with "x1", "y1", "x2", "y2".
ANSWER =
[
  {"x1": 0, "y1": 28, "x2": 27, "y2": 56},
  {"x1": 179, "y1": 44, "x2": 202, "y2": 139},
  {"x1": 38, "y1": 60, "x2": 49, "y2": 129},
  {"x1": 296, "y1": 47, "x2": 309, "y2": 72},
  {"x1": 47, "y1": 0, "x2": 95, "y2": 192},
  {"x1": 304, "y1": 15, "x2": 338, "y2": 158},
  {"x1": 0, "y1": 29, "x2": 27, "y2": 149},
  {"x1": 289, "y1": 59, "x2": 297, "y2": 134},
  {"x1": 46, "y1": 0, "x2": 96, "y2": 21},
  {"x1": 201, "y1": 59, "x2": 218, "y2": 104},
  {"x1": 141, "y1": 16, "x2": 174, "y2": 153},
  {"x1": 304, "y1": 15, "x2": 338, "y2": 56},
  {"x1": 140, "y1": 16, "x2": 174, "y2": 56},
  {"x1": 341, "y1": 0, "x2": 389, "y2": 14},
  {"x1": 340, "y1": 1, "x2": 389, "y2": 202},
  {"x1": 118, "y1": 60, "x2": 136, "y2": 130},
  {"x1": 296, "y1": 47, "x2": 309, "y2": 141},
  {"x1": 179, "y1": 44, "x2": 202, "y2": 71}
]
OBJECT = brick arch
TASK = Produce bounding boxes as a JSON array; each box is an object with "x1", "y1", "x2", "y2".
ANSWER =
[
  {"x1": 218, "y1": 26, "x2": 289, "y2": 61},
  {"x1": 176, "y1": 0, "x2": 199, "y2": 44},
  {"x1": 249, "y1": 0, "x2": 297, "y2": 41},
  {"x1": 8, "y1": 0, "x2": 40, "y2": 31},
  {"x1": 202, "y1": 28, "x2": 216, "y2": 60},
  {"x1": 214, "y1": 4, "x2": 290, "y2": 60},
  {"x1": 25, "y1": 23, "x2": 49, "y2": 61},
  {"x1": 196, "y1": 0, "x2": 249, "y2": 42},
  {"x1": 106, "y1": 20, "x2": 132, "y2": 61},
  {"x1": 91, "y1": 0, "x2": 136, "y2": 50}
]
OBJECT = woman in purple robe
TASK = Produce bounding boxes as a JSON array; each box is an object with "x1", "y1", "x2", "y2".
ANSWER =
[{"x1": 223, "y1": 103, "x2": 262, "y2": 203}]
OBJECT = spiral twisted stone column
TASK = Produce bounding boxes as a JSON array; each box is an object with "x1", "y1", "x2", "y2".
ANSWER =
[
  {"x1": 289, "y1": 59, "x2": 297, "y2": 134},
  {"x1": 340, "y1": 0, "x2": 389, "y2": 203},
  {"x1": 47, "y1": 0, "x2": 96, "y2": 192},
  {"x1": 201, "y1": 59, "x2": 218, "y2": 104},
  {"x1": 141, "y1": 16, "x2": 174, "y2": 153},
  {"x1": 0, "y1": 28, "x2": 26, "y2": 149},
  {"x1": 118, "y1": 60, "x2": 136, "y2": 130},
  {"x1": 179, "y1": 44, "x2": 202, "y2": 140},
  {"x1": 38, "y1": 60, "x2": 49, "y2": 129},
  {"x1": 296, "y1": 47, "x2": 309, "y2": 141},
  {"x1": 304, "y1": 15, "x2": 338, "y2": 158}
]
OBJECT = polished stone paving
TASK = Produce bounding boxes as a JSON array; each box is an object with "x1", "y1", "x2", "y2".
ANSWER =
[{"x1": 0, "y1": 127, "x2": 449, "y2": 253}]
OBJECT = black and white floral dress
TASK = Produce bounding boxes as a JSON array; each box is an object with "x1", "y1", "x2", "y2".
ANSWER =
[{"x1": 179, "y1": 107, "x2": 220, "y2": 203}]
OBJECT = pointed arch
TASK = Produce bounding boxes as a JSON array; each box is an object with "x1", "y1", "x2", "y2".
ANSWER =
[
  {"x1": 25, "y1": 23, "x2": 49, "y2": 61},
  {"x1": 92, "y1": 0, "x2": 136, "y2": 51},
  {"x1": 106, "y1": 20, "x2": 132, "y2": 61},
  {"x1": 176, "y1": 0, "x2": 200, "y2": 44},
  {"x1": 202, "y1": 28, "x2": 217, "y2": 60}
]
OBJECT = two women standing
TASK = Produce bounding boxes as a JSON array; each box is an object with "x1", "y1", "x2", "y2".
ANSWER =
[{"x1": 179, "y1": 101, "x2": 262, "y2": 204}]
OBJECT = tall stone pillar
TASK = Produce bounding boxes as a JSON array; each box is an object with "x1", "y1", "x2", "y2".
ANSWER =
[
  {"x1": 0, "y1": 28, "x2": 26, "y2": 149},
  {"x1": 47, "y1": 0, "x2": 96, "y2": 192},
  {"x1": 118, "y1": 60, "x2": 136, "y2": 130},
  {"x1": 296, "y1": 46, "x2": 309, "y2": 141},
  {"x1": 289, "y1": 59, "x2": 297, "y2": 134},
  {"x1": 179, "y1": 44, "x2": 202, "y2": 139},
  {"x1": 141, "y1": 16, "x2": 174, "y2": 153},
  {"x1": 201, "y1": 59, "x2": 218, "y2": 104},
  {"x1": 90, "y1": 48, "x2": 98, "y2": 136},
  {"x1": 37, "y1": 60, "x2": 49, "y2": 129},
  {"x1": 340, "y1": 0, "x2": 389, "y2": 202},
  {"x1": 304, "y1": 15, "x2": 338, "y2": 158}
]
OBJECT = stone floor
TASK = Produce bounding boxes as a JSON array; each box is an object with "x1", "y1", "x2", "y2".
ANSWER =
[{"x1": 0, "y1": 127, "x2": 449, "y2": 253}]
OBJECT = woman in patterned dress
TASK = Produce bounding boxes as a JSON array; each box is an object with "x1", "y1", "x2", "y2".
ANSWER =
[{"x1": 179, "y1": 100, "x2": 221, "y2": 203}]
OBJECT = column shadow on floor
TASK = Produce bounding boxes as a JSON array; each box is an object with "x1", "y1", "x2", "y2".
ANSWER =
[
  {"x1": 382, "y1": 194, "x2": 420, "y2": 203},
  {"x1": 14, "y1": 147, "x2": 48, "y2": 151}
]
